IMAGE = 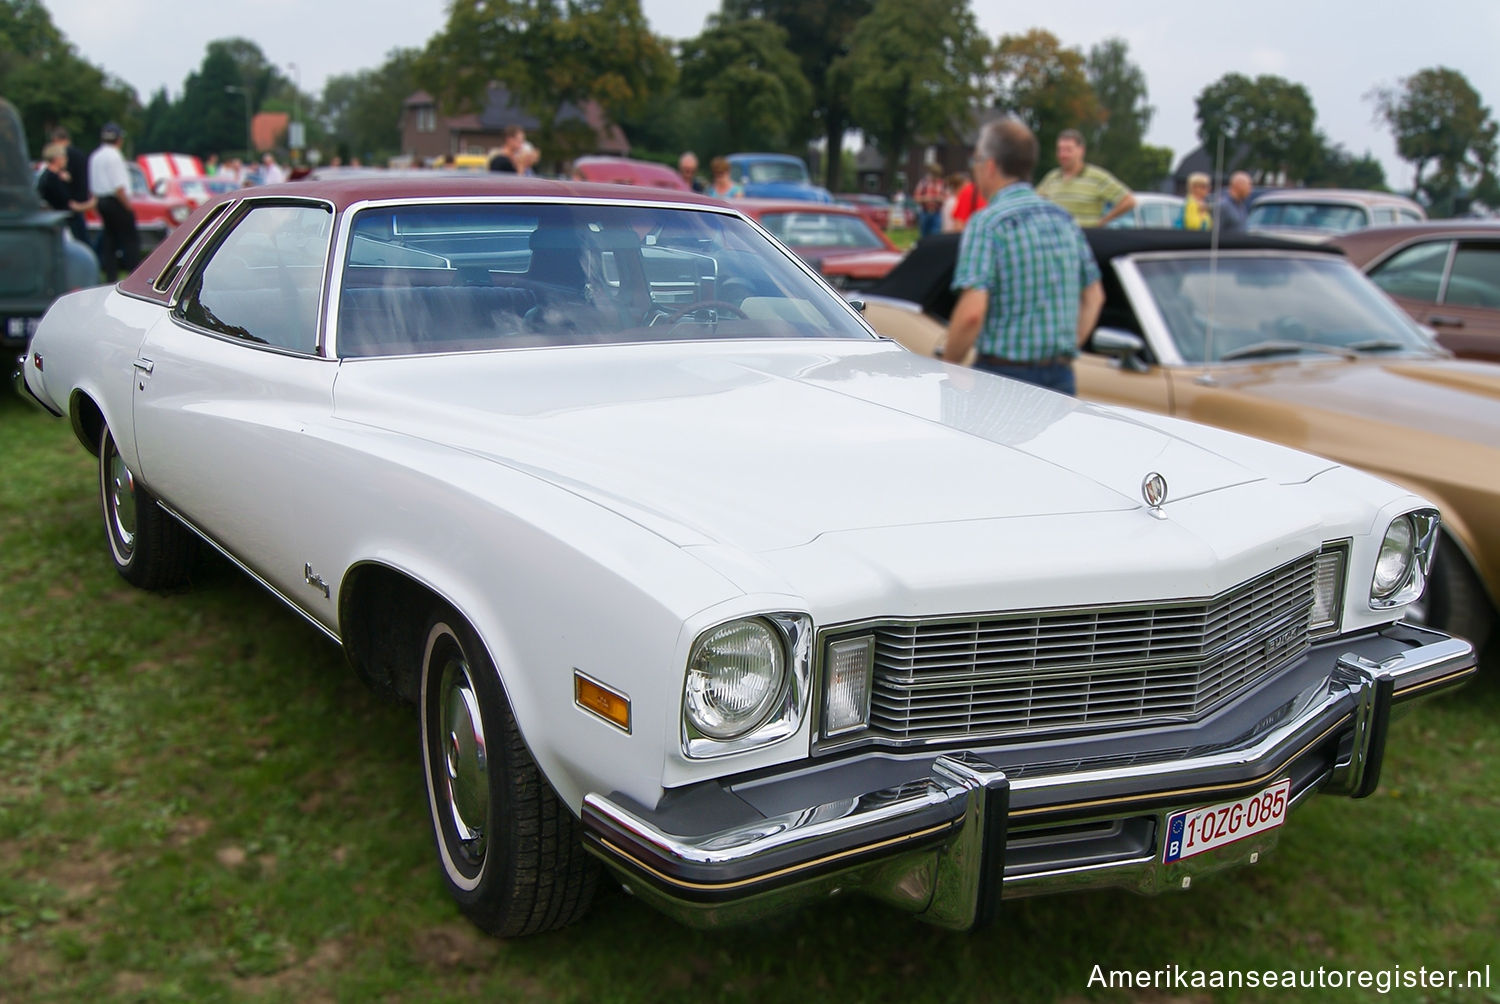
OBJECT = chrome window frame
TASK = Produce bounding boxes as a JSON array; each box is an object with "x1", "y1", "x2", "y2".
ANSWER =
[
  {"x1": 1362, "y1": 237, "x2": 1456, "y2": 306},
  {"x1": 169, "y1": 195, "x2": 337, "y2": 359}
]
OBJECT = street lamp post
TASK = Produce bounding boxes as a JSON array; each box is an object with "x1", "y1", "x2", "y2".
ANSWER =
[
  {"x1": 225, "y1": 85, "x2": 251, "y2": 158},
  {"x1": 287, "y1": 62, "x2": 302, "y2": 165}
]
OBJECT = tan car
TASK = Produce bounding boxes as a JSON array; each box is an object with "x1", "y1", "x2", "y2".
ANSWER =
[
  {"x1": 861, "y1": 230, "x2": 1500, "y2": 647},
  {"x1": 1246, "y1": 189, "x2": 1425, "y2": 243},
  {"x1": 1330, "y1": 221, "x2": 1500, "y2": 364}
]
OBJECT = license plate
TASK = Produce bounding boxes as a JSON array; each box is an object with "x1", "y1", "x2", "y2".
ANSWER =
[{"x1": 1163, "y1": 778, "x2": 1290, "y2": 863}]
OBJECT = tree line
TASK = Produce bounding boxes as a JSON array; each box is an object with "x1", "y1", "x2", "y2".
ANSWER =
[{"x1": 3, "y1": 0, "x2": 1495, "y2": 214}]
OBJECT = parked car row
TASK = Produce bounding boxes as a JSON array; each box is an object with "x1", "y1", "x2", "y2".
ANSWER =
[{"x1": 14, "y1": 177, "x2": 1479, "y2": 942}]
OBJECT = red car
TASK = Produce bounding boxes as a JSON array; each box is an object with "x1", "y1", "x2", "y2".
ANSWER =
[
  {"x1": 738, "y1": 198, "x2": 903, "y2": 292},
  {"x1": 570, "y1": 156, "x2": 690, "y2": 191},
  {"x1": 85, "y1": 162, "x2": 191, "y2": 254}
]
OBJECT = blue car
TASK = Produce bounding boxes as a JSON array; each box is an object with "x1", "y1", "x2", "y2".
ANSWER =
[{"x1": 727, "y1": 153, "x2": 833, "y2": 203}]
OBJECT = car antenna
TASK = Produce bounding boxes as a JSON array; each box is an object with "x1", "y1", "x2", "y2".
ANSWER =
[{"x1": 1195, "y1": 135, "x2": 1227, "y2": 386}]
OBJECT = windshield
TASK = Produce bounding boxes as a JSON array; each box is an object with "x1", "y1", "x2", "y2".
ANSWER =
[
  {"x1": 1246, "y1": 201, "x2": 1367, "y2": 234},
  {"x1": 757, "y1": 211, "x2": 885, "y2": 250},
  {"x1": 336, "y1": 202, "x2": 874, "y2": 357},
  {"x1": 1135, "y1": 254, "x2": 1436, "y2": 363},
  {"x1": 744, "y1": 160, "x2": 809, "y2": 185}
]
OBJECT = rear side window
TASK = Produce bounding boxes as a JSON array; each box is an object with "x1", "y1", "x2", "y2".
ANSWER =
[
  {"x1": 1444, "y1": 244, "x2": 1500, "y2": 307},
  {"x1": 175, "y1": 202, "x2": 332, "y2": 353},
  {"x1": 1368, "y1": 240, "x2": 1451, "y2": 303}
]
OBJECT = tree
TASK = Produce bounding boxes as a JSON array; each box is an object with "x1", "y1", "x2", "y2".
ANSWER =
[
  {"x1": 1304, "y1": 134, "x2": 1387, "y2": 191},
  {"x1": 719, "y1": 0, "x2": 874, "y2": 191},
  {"x1": 1084, "y1": 38, "x2": 1162, "y2": 189},
  {"x1": 1370, "y1": 67, "x2": 1497, "y2": 215},
  {"x1": 0, "y1": 0, "x2": 136, "y2": 156},
  {"x1": 838, "y1": 0, "x2": 987, "y2": 191},
  {"x1": 321, "y1": 48, "x2": 420, "y2": 164},
  {"x1": 990, "y1": 29, "x2": 1102, "y2": 178},
  {"x1": 174, "y1": 44, "x2": 251, "y2": 158},
  {"x1": 418, "y1": 0, "x2": 676, "y2": 163},
  {"x1": 1195, "y1": 73, "x2": 1318, "y2": 183},
  {"x1": 678, "y1": 18, "x2": 810, "y2": 153}
]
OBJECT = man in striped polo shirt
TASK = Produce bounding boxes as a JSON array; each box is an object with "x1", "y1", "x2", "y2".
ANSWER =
[
  {"x1": 1036, "y1": 129, "x2": 1135, "y2": 228},
  {"x1": 942, "y1": 118, "x2": 1104, "y2": 395}
]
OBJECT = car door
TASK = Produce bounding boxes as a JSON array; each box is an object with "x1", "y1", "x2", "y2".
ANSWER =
[
  {"x1": 1363, "y1": 237, "x2": 1500, "y2": 361},
  {"x1": 1428, "y1": 240, "x2": 1500, "y2": 362},
  {"x1": 132, "y1": 199, "x2": 344, "y2": 626}
]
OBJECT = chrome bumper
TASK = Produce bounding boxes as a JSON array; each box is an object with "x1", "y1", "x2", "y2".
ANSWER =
[
  {"x1": 582, "y1": 625, "x2": 1475, "y2": 929},
  {"x1": 12, "y1": 355, "x2": 60, "y2": 416}
]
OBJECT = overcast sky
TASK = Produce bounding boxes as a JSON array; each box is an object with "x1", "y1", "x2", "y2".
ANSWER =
[{"x1": 43, "y1": 0, "x2": 1500, "y2": 189}]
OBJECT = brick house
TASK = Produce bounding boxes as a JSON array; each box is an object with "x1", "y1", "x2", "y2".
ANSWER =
[{"x1": 401, "y1": 85, "x2": 629, "y2": 168}]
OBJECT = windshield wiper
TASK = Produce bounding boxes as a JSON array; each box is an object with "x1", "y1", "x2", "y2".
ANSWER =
[
  {"x1": 1345, "y1": 338, "x2": 1409, "y2": 353},
  {"x1": 1218, "y1": 340, "x2": 1359, "y2": 362}
]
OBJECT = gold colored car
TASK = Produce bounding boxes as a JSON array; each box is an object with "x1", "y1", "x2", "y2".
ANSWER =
[{"x1": 862, "y1": 230, "x2": 1500, "y2": 648}]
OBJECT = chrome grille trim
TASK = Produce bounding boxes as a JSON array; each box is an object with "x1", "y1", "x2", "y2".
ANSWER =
[{"x1": 823, "y1": 554, "x2": 1318, "y2": 746}]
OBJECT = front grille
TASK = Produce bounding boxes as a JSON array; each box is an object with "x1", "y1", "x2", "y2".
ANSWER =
[{"x1": 840, "y1": 554, "x2": 1317, "y2": 744}]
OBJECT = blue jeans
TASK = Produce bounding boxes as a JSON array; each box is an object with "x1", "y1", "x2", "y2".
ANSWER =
[
  {"x1": 977, "y1": 361, "x2": 1076, "y2": 396},
  {"x1": 918, "y1": 210, "x2": 942, "y2": 238}
]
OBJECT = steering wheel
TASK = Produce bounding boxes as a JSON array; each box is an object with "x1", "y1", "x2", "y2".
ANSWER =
[{"x1": 647, "y1": 300, "x2": 749, "y2": 326}]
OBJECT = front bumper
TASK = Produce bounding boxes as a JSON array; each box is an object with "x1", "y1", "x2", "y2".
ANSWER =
[{"x1": 582, "y1": 623, "x2": 1475, "y2": 929}]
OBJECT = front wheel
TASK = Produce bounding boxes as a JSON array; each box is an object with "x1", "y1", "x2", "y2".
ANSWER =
[
  {"x1": 420, "y1": 612, "x2": 598, "y2": 937},
  {"x1": 98, "y1": 424, "x2": 193, "y2": 589},
  {"x1": 1418, "y1": 539, "x2": 1495, "y2": 650}
]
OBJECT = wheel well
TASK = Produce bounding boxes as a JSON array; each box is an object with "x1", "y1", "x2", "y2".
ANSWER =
[
  {"x1": 339, "y1": 563, "x2": 448, "y2": 703},
  {"x1": 70, "y1": 391, "x2": 104, "y2": 457}
]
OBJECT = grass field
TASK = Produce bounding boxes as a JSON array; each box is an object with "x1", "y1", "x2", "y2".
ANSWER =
[{"x1": 1, "y1": 389, "x2": 1496, "y2": 1003}]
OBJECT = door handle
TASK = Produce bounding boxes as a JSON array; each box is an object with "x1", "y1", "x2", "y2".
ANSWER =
[
  {"x1": 132, "y1": 357, "x2": 154, "y2": 374},
  {"x1": 1427, "y1": 315, "x2": 1465, "y2": 328}
]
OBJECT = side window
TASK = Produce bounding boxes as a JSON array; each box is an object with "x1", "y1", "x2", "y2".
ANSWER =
[
  {"x1": 1444, "y1": 243, "x2": 1500, "y2": 308},
  {"x1": 1371, "y1": 208, "x2": 1398, "y2": 224},
  {"x1": 175, "y1": 203, "x2": 332, "y2": 353},
  {"x1": 1367, "y1": 240, "x2": 1451, "y2": 303}
]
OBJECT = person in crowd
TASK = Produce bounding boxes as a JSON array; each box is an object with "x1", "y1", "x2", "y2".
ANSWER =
[
  {"x1": 950, "y1": 174, "x2": 986, "y2": 231},
  {"x1": 37, "y1": 141, "x2": 93, "y2": 241},
  {"x1": 677, "y1": 151, "x2": 705, "y2": 193},
  {"x1": 1182, "y1": 172, "x2": 1213, "y2": 230},
  {"x1": 516, "y1": 142, "x2": 540, "y2": 176},
  {"x1": 943, "y1": 117, "x2": 1104, "y2": 396},
  {"x1": 940, "y1": 173, "x2": 967, "y2": 233},
  {"x1": 1217, "y1": 171, "x2": 1253, "y2": 231},
  {"x1": 1037, "y1": 128, "x2": 1136, "y2": 227},
  {"x1": 707, "y1": 156, "x2": 742, "y2": 199},
  {"x1": 48, "y1": 127, "x2": 91, "y2": 243},
  {"x1": 205, "y1": 153, "x2": 220, "y2": 176},
  {"x1": 88, "y1": 122, "x2": 139, "y2": 282},
  {"x1": 913, "y1": 162, "x2": 946, "y2": 239},
  {"x1": 488, "y1": 125, "x2": 526, "y2": 172},
  {"x1": 260, "y1": 152, "x2": 287, "y2": 185}
]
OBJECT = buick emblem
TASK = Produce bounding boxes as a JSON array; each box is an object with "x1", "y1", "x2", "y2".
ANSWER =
[{"x1": 1142, "y1": 472, "x2": 1168, "y2": 509}]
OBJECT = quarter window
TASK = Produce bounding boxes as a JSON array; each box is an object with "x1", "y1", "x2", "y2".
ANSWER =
[
  {"x1": 1444, "y1": 244, "x2": 1500, "y2": 308},
  {"x1": 1368, "y1": 241, "x2": 1451, "y2": 303},
  {"x1": 175, "y1": 203, "x2": 332, "y2": 353}
]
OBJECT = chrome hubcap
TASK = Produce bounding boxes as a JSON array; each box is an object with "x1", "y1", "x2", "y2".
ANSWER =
[
  {"x1": 439, "y1": 654, "x2": 489, "y2": 866},
  {"x1": 108, "y1": 447, "x2": 137, "y2": 552}
]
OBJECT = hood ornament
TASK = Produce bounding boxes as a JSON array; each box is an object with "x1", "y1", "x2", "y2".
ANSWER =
[{"x1": 1142, "y1": 472, "x2": 1168, "y2": 511}]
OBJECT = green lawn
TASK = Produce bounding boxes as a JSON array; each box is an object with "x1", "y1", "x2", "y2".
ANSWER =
[{"x1": 1, "y1": 390, "x2": 1496, "y2": 1003}]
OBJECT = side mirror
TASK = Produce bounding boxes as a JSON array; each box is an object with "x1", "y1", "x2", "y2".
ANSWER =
[{"x1": 1090, "y1": 326, "x2": 1150, "y2": 372}]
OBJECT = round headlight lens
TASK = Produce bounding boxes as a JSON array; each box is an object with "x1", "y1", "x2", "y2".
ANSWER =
[
  {"x1": 684, "y1": 619, "x2": 786, "y2": 741},
  {"x1": 1372, "y1": 516, "x2": 1415, "y2": 598}
]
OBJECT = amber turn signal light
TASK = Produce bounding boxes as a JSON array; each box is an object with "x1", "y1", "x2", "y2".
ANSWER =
[{"x1": 574, "y1": 671, "x2": 631, "y2": 733}]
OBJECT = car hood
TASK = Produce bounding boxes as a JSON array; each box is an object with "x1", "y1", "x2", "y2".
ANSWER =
[
  {"x1": 331, "y1": 340, "x2": 1333, "y2": 553},
  {"x1": 742, "y1": 182, "x2": 832, "y2": 203},
  {"x1": 810, "y1": 248, "x2": 903, "y2": 277},
  {"x1": 1188, "y1": 355, "x2": 1500, "y2": 448}
]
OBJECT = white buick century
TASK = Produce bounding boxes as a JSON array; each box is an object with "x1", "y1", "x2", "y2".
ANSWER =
[{"x1": 14, "y1": 177, "x2": 1476, "y2": 937}]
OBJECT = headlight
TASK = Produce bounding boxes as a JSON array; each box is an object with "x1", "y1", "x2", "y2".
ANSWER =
[
  {"x1": 681, "y1": 614, "x2": 811, "y2": 758},
  {"x1": 169, "y1": 206, "x2": 190, "y2": 224},
  {"x1": 1369, "y1": 510, "x2": 1440, "y2": 609},
  {"x1": 684, "y1": 619, "x2": 786, "y2": 741},
  {"x1": 1372, "y1": 517, "x2": 1414, "y2": 599}
]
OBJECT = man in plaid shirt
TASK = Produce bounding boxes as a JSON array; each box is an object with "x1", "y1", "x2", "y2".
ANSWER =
[{"x1": 943, "y1": 117, "x2": 1104, "y2": 395}]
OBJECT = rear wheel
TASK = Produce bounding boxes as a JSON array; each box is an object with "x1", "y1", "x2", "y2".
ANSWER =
[
  {"x1": 419, "y1": 611, "x2": 598, "y2": 937},
  {"x1": 98, "y1": 425, "x2": 194, "y2": 589}
]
